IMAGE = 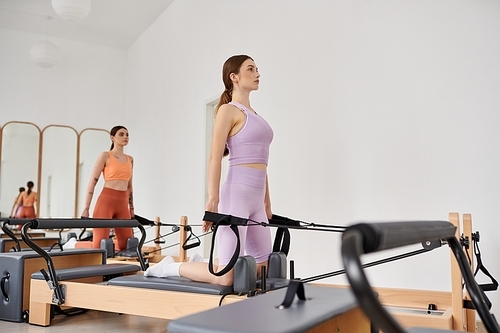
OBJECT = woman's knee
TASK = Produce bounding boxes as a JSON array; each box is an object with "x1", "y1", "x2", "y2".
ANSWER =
[{"x1": 214, "y1": 265, "x2": 234, "y2": 286}]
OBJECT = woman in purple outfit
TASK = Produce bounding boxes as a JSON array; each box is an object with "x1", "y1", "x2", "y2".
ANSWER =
[{"x1": 145, "y1": 55, "x2": 274, "y2": 286}]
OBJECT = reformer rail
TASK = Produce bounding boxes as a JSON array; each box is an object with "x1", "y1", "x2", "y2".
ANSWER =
[{"x1": 13, "y1": 213, "x2": 496, "y2": 331}]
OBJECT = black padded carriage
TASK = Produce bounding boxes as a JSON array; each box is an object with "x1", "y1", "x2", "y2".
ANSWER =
[{"x1": 108, "y1": 274, "x2": 233, "y2": 294}]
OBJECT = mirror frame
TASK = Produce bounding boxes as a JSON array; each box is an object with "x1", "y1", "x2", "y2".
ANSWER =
[
  {"x1": 0, "y1": 121, "x2": 42, "y2": 217},
  {"x1": 0, "y1": 122, "x2": 107, "y2": 219},
  {"x1": 76, "y1": 127, "x2": 110, "y2": 217},
  {"x1": 40, "y1": 124, "x2": 78, "y2": 218}
]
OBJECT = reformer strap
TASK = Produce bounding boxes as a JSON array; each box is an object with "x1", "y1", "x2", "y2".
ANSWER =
[
  {"x1": 203, "y1": 212, "x2": 304, "y2": 275},
  {"x1": 269, "y1": 214, "x2": 301, "y2": 256},
  {"x1": 203, "y1": 211, "x2": 248, "y2": 227},
  {"x1": 182, "y1": 226, "x2": 201, "y2": 250},
  {"x1": 473, "y1": 233, "x2": 499, "y2": 292},
  {"x1": 133, "y1": 214, "x2": 156, "y2": 226},
  {"x1": 203, "y1": 212, "x2": 248, "y2": 276}
]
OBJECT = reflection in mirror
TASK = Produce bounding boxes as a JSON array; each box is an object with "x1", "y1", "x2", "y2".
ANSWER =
[
  {"x1": 0, "y1": 122, "x2": 40, "y2": 218},
  {"x1": 77, "y1": 128, "x2": 109, "y2": 216},
  {"x1": 39, "y1": 125, "x2": 78, "y2": 218}
]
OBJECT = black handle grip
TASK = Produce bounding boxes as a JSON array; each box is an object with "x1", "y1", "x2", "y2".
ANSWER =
[
  {"x1": 342, "y1": 220, "x2": 456, "y2": 254},
  {"x1": 30, "y1": 218, "x2": 139, "y2": 230},
  {"x1": 203, "y1": 212, "x2": 248, "y2": 226},
  {"x1": 1, "y1": 273, "x2": 9, "y2": 301}
]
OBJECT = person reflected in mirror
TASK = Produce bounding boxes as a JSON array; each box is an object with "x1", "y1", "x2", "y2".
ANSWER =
[
  {"x1": 145, "y1": 55, "x2": 274, "y2": 286},
  {"x1": 79, "y1": 125, "x2": 135, "y2": 252},
  {"x1": 14, "y1": 182, "x2": 37, "y2": 221},
  {"x1": 9, "y1": 186, "x2": 25, "y2": 218}
]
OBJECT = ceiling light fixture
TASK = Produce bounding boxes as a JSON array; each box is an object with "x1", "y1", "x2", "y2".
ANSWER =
[
  {"x1": 51, "y1": 0, "x2": 91, "y2": 21},
  {"x1": 30, "y1": 15, "x2": 60, "y2": 68}
]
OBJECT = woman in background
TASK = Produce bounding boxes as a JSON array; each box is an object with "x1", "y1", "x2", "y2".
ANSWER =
[
  {"x1": 9, "y1": 186, "x2": 25, "y2": 218},
  {"x1": 80, "y1": 125, "x2": 135, "y2": 251},
  {"x1": 16, "y1": 181, "x2": 37, "y2": 219}
]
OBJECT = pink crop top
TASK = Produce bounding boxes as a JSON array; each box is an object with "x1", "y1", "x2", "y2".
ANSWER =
[
  {"x1": 226, "y1": 101, "x2": 274, "y2": 166},
  {"x1": 103, "y1": 152, "x2": 132, "y2": 181}
]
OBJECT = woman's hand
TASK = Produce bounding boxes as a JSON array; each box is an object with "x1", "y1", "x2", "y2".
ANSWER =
[
  {"x1": 203, "y1": 199, "x2": 219, "y2": 233},
  {"x1": 202, "y1": 221, "x2": 213, "y2": 233},
  {"x1": 129, "y1": 207, "x2": 135, "y2": 219},
  {"x1": 81, "y1": 208, "x2": 89, "y2": 218}
]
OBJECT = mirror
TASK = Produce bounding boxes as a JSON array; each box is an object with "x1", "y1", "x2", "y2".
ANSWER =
[
  {"x1": 0, "y1": 122, "x2": 41, "y2": 218},
  {"x1": 39, "y1": 125, "x2": 78, "y2": 218},
  {"x1": 77, "y1": 128, "x2": 110, "y2": 216}
]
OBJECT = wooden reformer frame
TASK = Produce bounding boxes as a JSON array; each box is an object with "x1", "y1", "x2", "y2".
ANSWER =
[
  {"x1": 27, "y1": 213, "x2": 485, "y2": 331},
  {"x1": 28, "y1": 215, "x2": 245, "y2": 327},
  {"x1": 370, "y1": 212, "x2": 479, "y2": 332}
]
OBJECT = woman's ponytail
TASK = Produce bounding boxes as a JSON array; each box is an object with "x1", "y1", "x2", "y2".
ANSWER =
[
  {"x1": 214, "y1": 55, "x2": 252, "y2": 115},
  {"x1": 215, "y1": 89, "x2": 232, "y2": 116},
  {"x1": 26, "y1": 181, "x2": 34, "y2": 196}
]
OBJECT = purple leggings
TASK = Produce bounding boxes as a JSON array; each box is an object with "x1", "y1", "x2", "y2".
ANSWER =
[{"x1": 217, "y1": 166, "x2": 272, "y2": 265}]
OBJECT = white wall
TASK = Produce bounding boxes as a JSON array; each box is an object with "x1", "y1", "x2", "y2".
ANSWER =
[
  {"x1": 0, "y1": 28, "x2": 127, "y2": 131},
  {"x1": 126, "y1": 0, "x2": 500, "y2": 317},
  {"x1": 2, "y1": 0, "x2": 500, "y2": 319}
]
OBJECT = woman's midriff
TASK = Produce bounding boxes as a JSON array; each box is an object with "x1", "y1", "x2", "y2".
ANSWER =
[
  {"x1": 104, "y1": 180, "x2": 129, "y2": 191},
  {"x1": 235, "y1": 163, "x2": 267, "y2": 170}
]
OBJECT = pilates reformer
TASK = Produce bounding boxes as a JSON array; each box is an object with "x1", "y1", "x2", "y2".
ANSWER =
[
  {"x1": 348, "y1": 213, "x2": 497, "y2": 331},
  {"x1": 0, "y1": 218, "x2": 114, "y2": 323},
  {"x1": 167, "y1": 218, "x2": 499, "y2": 333},
  {"x1": 25, "y1": 216, "x2": 289, "y2": 327},
  {"x1": 25, "y1": 212, "x2": 497, "y2": 330},
  {"x1": 202, "y1": 211, "x2": 497, "y2": 331},
  {"x1": 341, "y1": 220, "x2": 500, "y2": 333}
]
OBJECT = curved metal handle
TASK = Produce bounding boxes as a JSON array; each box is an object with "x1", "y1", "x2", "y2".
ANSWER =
[{"x1": 1, "y1": 273, "x2": 10, "y2": 302}]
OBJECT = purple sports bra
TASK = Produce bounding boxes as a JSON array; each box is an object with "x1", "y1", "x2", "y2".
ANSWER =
[{"x1": 226, "y1": 101, "x2": 274, "y2": 166}]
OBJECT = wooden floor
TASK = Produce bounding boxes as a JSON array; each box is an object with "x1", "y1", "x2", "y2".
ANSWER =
[
  {"x1": 0, "y1": 311, "x2": 169, "y2": 332},
  {"x1": 0, "y1": 310, "x2": 488, "y2": 332}
]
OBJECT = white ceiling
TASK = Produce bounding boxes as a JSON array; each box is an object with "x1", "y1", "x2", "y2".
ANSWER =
[{"x1": 0, "y1": 0, "x2": 174, "y2": 49}]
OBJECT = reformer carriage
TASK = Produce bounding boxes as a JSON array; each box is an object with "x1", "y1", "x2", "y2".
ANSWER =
[
  {"x1": 165, "y1": 216, "x2": 500, "y2": 333},
  {"x1": 0, "y1": 212, "x2": 496, "y2": 332}
]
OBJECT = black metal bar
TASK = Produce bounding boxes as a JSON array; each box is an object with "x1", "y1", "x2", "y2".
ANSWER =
[
  {"x1": 136, "y1": 223, "x2": 148, "y2": 270},
  {"x1": 31, "y1": 218, "x2": 139, "y2": 230},
  {"x1": 342, "y1": 230, "x2": 405, "y2": 333},
  {"x1": 1, "y1": 218, "x2": 33, "y2": 226},
  {"x1": 302, "y1": 248, "x2": 428, "y2": 284},
  {"x1": 342, "y1": 221, "x2": 456, "y2": 253},
  {"x1": 261, "y1": 266, "x2": 266, "y2": 293},
  {"x1": 21, "y1": 221, "x2": 65, "y2": 305},
  {"x1": 1, "y1": 220, "x2": 22, "y2": 251}
]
